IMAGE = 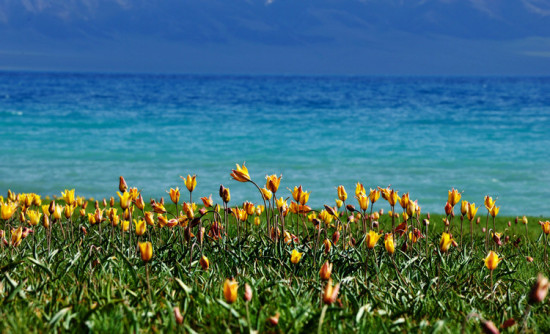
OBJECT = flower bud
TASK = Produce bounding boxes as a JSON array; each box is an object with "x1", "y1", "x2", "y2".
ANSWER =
[
  {"x1": 174, "y1": 306, "x2": 183, "y2": 325},
  {"x1": 119, "y1": 176, "x2": 128, "y2": 193},
  {"x1": 526, "y1": 256, "x2": 534, "y2": 263},
  {"x1": 268, "y1": 313, "x2": 280, "y2": 327},
  {"x1": 332, "y1": 230, "x2": 340, "y2": 244},
  {"x1": 110, "y1": 197, "x2": 115, "y2": 207},
  {"x1": 346, "y1": 204, "x2": 356, "y2": 212},
  {"x1": 244, "y1": 283, "x2": 253, "y2": 302},
  {"x1": 481, "y1": 320, "x2": 499, "y2": 334},
  {"x1": 528, "y1": 274, "x2": 549, "y2": 304},
  {"x1": 372, "y1": 221, "x2": 379, "y2": 229}
]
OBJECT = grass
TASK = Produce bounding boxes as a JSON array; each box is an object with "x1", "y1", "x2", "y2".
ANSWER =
[{"x1": 0, "y1": 184, "x2": 549, "y2": 333}]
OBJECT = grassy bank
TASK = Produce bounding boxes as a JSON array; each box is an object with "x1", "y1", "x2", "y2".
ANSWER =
[{"x1": 1, "y1": 180, "x2": 550, "y2": 333}]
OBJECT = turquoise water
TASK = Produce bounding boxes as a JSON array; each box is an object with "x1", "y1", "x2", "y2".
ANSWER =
[{"x1": 1, "y1": 72, "x2": 549, "y2": 216}]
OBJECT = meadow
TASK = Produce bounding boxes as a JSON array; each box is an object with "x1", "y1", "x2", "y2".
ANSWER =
[{"x1": 0, "y1": 163, "x2": 549, "y2": 333}]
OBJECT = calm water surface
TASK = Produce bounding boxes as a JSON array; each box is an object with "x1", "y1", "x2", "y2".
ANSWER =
[{"x1": 1, "y1": 72, "x2": 549, "y2": 215}]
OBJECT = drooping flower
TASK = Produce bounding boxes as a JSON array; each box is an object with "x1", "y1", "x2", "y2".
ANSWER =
[{"x1": 231, "y1": 163, "x2": 251, "y2": 183}]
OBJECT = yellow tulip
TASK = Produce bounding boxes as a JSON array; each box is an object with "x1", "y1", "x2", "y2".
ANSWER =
[
  {"x1": 180, "y1": 174, "x2": 197, "y2": 192},
  {"x1": 64, "y1": 204, "x2": 75, "y2": 219},
  {"x1": 201, "y1": 195, "x2": 213, "y2": 208},
  {"x1": 398, "y1": 193, "x2": 410, "y2": 209},
  {"x1": 266, "y1": 174, "x2": 282, "y2": 193},
  {"x1": 169, "y1": 187, "x2": 180, "y2": 204},
  {"x1": 299, "y1": 190, "x2": 310, "y2": 205},
  {"x1": 134, "y1": 219, "x2": 146, "y2": 236},
  {"x1": 388, "y1": 189, "x2": 399, "y2": 207},
  {"x1": 260, "y1": 187, "x2": 273, "y2": 201},
  {"x1": 117, "y1": 191, "x2": 131, "y2": 210},
  {"x1": 152, "y1": 202, "x2": 167, "y2": 214},
  {"x1": 337, "y1": 185, "x2": 347, "y2": 201},
  {"x1": 135, "y1": 194, "x2": 145, "y2": 210},
  {"x1": 522, "y1": 216, "x2": 528, "y2": 225},
  {"x1": 484, "y1": 195, "x2": 495, "y2": 211},
  {"x1": 53, "y1": 204, "x2": 63, "y2": 220},
  {"x1": 369, "y1": 188, "x2": 380, "y2": 204},
  {"x1": 183, "y1": 202, "x2": 194, "y2": 219},
  {"x1": 143, "y1": 211, "x2": 154, "y2": 226},
  {"x1": 447, "y1": 188, "x2": 461, "y2": 207},
  {"x1": 319, "y1": 261, "x2": 333, "y2": 280},
  {"x1": 231, "y1": 163, "x2": 251, "y2": 183},
  {"x1": 460, "y1": 200, "x2": 469, "y2": 216},
  {"x1": 467, "y1": 202, "x2": 478, "y2": 221},
  {"x1": 490, "y1": 205, "x2": 500, "y2": 218},
  {"x1": 384, "y1": 233, "x2": 395, "y2": 254},
  {"x1": 439, "y1": 232, "x2": 454, "y2": 252},
  {"x1": 335, "y1": 199, "x2": 343, "y2": 208},
  {"x1": 319, "y1": 210, "x2": 333, "y2": 225},
  {"x1": 121, "y1": 220, "x2": 130, "y2": 232},
  {"x1": 61, "y1": 189, "x2": 75, "y2": 206},
  {"x1": 222, "y1": 187, "x2": 231, "y2": 203},
  {"x1": 406, "y1": 200, "x2": 418, "y2": 216},
  {"x1": 355, "y1": 182, "x2": 366, "y2": 197},
  {"x1": 366, "y1": 230, "x2": 381, "y2": 249},
  {"x1": 200, "y1": 255, "x2": 209, "y2": 270},
  {"x1": 232, "y1": 207, "x2": 247, "y2": 221},
  {"x1": 276, "y1": 197, "x2": 288, "y2": 211},
  {"x1": 484, "y1": 251, "x2": 501, "y2": 271},
  {"x1": 128, "y1": 187, "x2": 140, "y2": 201},
  {"x1": 1, "y1": 202, "x2": 17, "y2": 220},
  {"x1": 254, "y1": 216, "x2": 261, "y2": 226},
  {"x1": 290, "y1": 249, "x2": 303, "y2": 264},
  {"x1": 243, "y1": 201, "x2": 255, "y2": 215},
  {"x1": 88, "y1": 213, "x2": 96, "y2": 225},
  {"x1": 223, "y1": 278, "x2": 239, "y2": 304},
  {"x1": 11, "y1": 226, "x2": 23, "y2": 247},
  {"x1": 323, "y1": 239, "x2": 331, "y2": 254},
  {"x1": 255, "y1": 205, "x2": 264, "y2": 216},
  {"x1": 541, "y1": 221, "x2": 550, "y2": 235},
  {"x1": 158, "y1": 215, "x2": 168, "y2": 228},
  {"x1": 356, "y1": 194, "x2": 369, "y2": 211},
  {"x1": 27, "y1": 210, "x2": 42, "y2": 226},
  {"x1": 32, "y1": 194, "x2": 42, "y2": 206},
  {"x1": 291, "y1": 186, "x2": 303, "y2": 202},
  {"x1": 322, "y1": 278, "x2": 340, "y2": 305},
  {"x1": 138, "y1": 241, "x2": 153, "y2": 262}
]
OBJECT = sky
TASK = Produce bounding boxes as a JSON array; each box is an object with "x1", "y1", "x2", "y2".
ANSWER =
[{"x1": 0, "y1": 0, "x2": 550, "y2": 75}]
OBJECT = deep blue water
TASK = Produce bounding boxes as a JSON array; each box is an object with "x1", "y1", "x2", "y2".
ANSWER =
[{"x1": 1, "y1": 72, "x2": 550, "y2": 216}]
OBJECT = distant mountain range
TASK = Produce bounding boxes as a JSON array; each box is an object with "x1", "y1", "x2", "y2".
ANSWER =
[{"x1": 1, "y1": 0, "x2": 549, "y2": 74}]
